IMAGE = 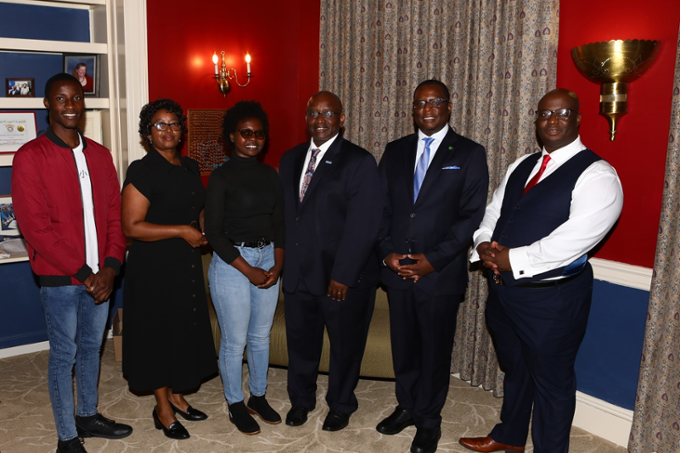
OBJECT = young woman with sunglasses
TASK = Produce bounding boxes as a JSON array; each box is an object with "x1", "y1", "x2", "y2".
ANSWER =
[
  {"x1": 121, "y1": 99, "x2": 217, "y2": 440},
  {"x1": 204, "y1": 100, "x2": 284, "y2": 435}
]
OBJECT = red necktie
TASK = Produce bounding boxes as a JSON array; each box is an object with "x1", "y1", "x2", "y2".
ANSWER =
[{"x1": 523, "y1": 154, "x2": 551, "y2": 195}]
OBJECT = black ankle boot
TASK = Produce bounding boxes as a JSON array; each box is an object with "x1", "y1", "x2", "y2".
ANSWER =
[
  {"x1": 247, "y1": 394, "x2": 282, "y2": 424},
  {"x1": 229, "y1": 401, "x2": 261, "y2": 435},
  {"x1": 57, "y1": 437, "x2": 87, "y2": 453}
]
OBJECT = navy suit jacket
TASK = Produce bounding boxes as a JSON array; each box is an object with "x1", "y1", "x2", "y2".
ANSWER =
[
  {"x1": 279, "y1": 136, "x2": 383, "y2": 296},
  {"x1": 376, "y1": 127, "x2": 489, "y2": 296}
]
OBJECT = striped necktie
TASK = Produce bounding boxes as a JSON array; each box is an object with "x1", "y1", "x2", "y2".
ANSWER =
[
  {"x1": 300, "y1": 148, "x2": 321, "y2": 201},
  {"x1": 414, "y1": 137, "x2": 434, "y2": 202}
]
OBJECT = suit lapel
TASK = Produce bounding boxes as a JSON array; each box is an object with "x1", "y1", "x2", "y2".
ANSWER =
[
  {"x1": 292, "y1": 145, "x2": 307, "y2": 210},
  {"x1": 415, "y1": 128, "x2": 459, "y2": 205},
  {"x1": 404, "y1": 135, "x2": 418, "y2": 204}
]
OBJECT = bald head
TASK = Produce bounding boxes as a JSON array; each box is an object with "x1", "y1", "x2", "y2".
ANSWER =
[
  {"x1": 307, "y1": 91, "x2": 343, "y2": 112},
  {"x1": 535, "y1": 88, "x2": 581, "y2": 153},
  {"x1": 539, "y1": 88, "x2": 580, "y2": 113},
  {"x1": 306, "y1": 91, "x2": 345, "y2": 147}
]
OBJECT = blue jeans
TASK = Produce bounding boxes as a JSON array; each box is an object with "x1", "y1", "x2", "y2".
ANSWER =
[
  {"x1": 40, "y1": 285, "x2": 109, "y2": 441},
  {"x1": 209, "y1": 244, "x2": 280, "y2": 404}
]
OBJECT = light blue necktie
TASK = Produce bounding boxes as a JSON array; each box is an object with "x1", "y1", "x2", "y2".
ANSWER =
[{"x1": 414, "y1": 137, "x2": 434, "y2": 202}]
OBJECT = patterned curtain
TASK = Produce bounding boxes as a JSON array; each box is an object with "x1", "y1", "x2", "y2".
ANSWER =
[
  {"x1": 319, "y1": 0, "x2": 559, "y2": 394},
  {"x1": 628, "y1": 27, "x2": 680, "y2": 453}
]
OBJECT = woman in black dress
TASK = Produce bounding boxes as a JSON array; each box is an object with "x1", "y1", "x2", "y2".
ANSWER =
[{"x1": 121, "y1": 99, "x2": 217, "y2": 440}]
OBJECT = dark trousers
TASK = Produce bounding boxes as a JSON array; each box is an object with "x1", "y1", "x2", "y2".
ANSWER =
[
  {"x1": 386, "y1": 285, "x2": 461, "y2": 429},
  {"x1": 284, "y1": 279, "x2": 376, "y2": 414},
  {"x1": 486, "y1": 264, "x2": 593, "y2": 453}
]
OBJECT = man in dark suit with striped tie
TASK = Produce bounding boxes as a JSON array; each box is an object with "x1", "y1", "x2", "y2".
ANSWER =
[
  {"x1": 376, "y1": 79, "x2": 489, "y2": 453},
  {"x1": 278, "y1": 91, "x2": 383, "y2": 432}
]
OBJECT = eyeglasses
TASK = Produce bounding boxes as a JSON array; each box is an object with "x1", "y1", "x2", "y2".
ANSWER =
[
  {"x1": 305, "y1": 110, "x2": 341, "y2": 119},
  {"x1": 535, "y1": 108, "x2": 578, "y2": 121},
  {"x1": 152, "y1": 122, "x2": 182, "y2": 131},
  {"x1": 413, "y1": 98, "x2": 450, "y2": 109},
  {"x1": 238, "y1": 128, "x2": 266, "y2": 140}
]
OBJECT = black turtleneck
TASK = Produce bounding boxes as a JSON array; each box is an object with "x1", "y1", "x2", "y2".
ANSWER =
[{"x1": 204, "y1": 154, "x2": 285, "y2": 264}]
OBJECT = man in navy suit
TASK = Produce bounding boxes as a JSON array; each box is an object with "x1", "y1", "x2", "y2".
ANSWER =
[
  {"x1": 459, "y1": 88, "x2": 623, "y2": 453},
  {"x1": 279, "y1": 91, "x2": 383, "y2": 432},
  {"x1": 376, "y1": 79, "x2": 489, "y2": 453}
]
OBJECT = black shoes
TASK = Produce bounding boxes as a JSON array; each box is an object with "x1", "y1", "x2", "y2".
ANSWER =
[
  {"x1": 56, "y1": 437, "x2": 87, "y2": 453},
  {"x1": 247, "y1": 394, "x2": 282, "y2": 424},
  {"x1": 322, "y1": 411, "x2": 350, "y2": 431},
  {"x1": 229, "y1": 401, "x2": 261, "y2": 435},
  {"x1": 75, "y1": 413, "x2": 133, "y2": 439},
  {"x1": 169, "y1": 401, "x2": 208, "y2": 421},
  {"x1": 152, "y1": 407, "x2": 190, "y2": 440},
  {"x1": 411, "y1": 427, "x2": 442, "y2": 453},
  {"x1": 285, "y1": 406, "x2": 311, "y2": 426},
  {"x1": 376, "y1": 408, "x2": 415, "y2": 434}
]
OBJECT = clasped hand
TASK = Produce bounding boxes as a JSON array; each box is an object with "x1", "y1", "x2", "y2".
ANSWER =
[
  {"x1": 384, "y1": 252, "x2": 434, "y2": 283},
  {"x1": 477, "y1": 241, "x2": 512, "y2": 274}
]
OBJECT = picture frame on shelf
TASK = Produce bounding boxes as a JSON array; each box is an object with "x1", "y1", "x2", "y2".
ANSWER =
[
  {"x1": 0, "y1": 195, "x2": 21, "y2": 237},
  {"x1": 0, "y1": 111, "x2": 38, "y2": 153},
  {"x1": 64, "y1": 55, "x2": 98, "y2": 96},
  {"x1": 5, "y1": 78, "x2": 35, "y2": 98}
]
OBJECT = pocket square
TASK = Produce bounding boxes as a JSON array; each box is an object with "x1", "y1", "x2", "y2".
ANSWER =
[
  {"x1": 325, "y1": 160, "x2": 333, "y2": 164},
  {"x1": 442, "y1": 166, "x2": 460, "y2": 170}
]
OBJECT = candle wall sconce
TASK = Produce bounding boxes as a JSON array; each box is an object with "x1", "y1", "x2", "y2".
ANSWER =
[
  {"x1": 571, "y1": 39, "x2": 659, "y2": 141},
  {"x1": 212, "y1": 51, "x2": 251, "y2": 97}
]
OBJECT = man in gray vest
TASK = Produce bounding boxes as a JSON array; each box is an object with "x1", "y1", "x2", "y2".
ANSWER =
[{"x1": 459, "y1": 88, "x2": 623, "y2": 453}]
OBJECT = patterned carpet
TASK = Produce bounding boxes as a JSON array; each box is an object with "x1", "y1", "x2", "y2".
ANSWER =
[{"x1": 0, "y1": 340, "x2": 627, "y2": 453}]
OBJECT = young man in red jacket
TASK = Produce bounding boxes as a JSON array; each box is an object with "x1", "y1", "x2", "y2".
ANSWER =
[{"x1": 12, "y1": 73, "x2": 131, "y2": 453}]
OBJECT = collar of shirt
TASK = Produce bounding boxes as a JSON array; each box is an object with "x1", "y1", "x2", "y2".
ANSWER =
[
  {"x1": 533, "y1": 135, "x2": 587, "y2": 181},
  {"x1": 299, "y1": 133, "x2": 340, "y2": 191},
  {"x1": 414, "y1": 126, "x2": 449, "y2": 173}
]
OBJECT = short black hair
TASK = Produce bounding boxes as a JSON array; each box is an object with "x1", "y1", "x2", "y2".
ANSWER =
[
  {"x1": 414, "y1": 79, "x2": 451, "y2": 100},
  {"x1": 222, "y1": 100, "x2": 270, "y2": 149},
  {"x1": 138, "y1": 98, "x2": 186, "y2": 146},
  {"x1": 44, "y1": 73, "x2": 83, "y2": 100}
]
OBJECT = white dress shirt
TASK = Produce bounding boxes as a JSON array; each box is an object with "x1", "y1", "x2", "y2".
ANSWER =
[
  {"x1": 471, "y1": 136, "x2": 623, "y2": 280},
  {"x1": 414, "y1": 126, "x2": 449, "y2": 173},
  {"x1": 298, "y1": 133, "x2": 340, "y2": 195}
]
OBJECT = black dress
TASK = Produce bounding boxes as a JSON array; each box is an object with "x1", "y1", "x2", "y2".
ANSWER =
[{"x1": 122, "y1": 149, "x2": 217, "y2": 392}]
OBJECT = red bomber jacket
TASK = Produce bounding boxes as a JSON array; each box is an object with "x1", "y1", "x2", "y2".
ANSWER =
[{"x1": 11, "y1": 128, "x2": 126, "y2": 286}]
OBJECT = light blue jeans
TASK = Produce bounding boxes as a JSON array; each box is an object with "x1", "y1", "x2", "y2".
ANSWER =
[
  {"x1": 209, "y1": 244, "x2": 280, "y2": 404},
  {"x1": 40, "y1": 285, "x2": 109, "y2": 441}
]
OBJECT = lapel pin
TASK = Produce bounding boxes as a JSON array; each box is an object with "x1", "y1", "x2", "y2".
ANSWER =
[{"x1": 448, "y1": 146, "x2": 453, "y2": 151}]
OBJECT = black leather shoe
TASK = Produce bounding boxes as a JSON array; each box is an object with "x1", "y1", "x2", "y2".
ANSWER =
[
  {"x1": 322, "y1": 411, "x2": 350, "y2": 431},
  {"x1": 410, "y1": 427, "x2": 441, "y2": 453},
  {"x1": 229, "y1": 401, "x2": 261, "y2": 435},
  {"x1": 285, "y1": 406, "x2": 311, "y2": 426},
  {"x1": 153, "y1": 407, "x2": 190, "y2": 440},
  {"x1": 169, "y1": 401, "x2": 208, "y2": 421},
  {"x1": 247, "y1": 394, "x2": 282, "y2": 424},
  {"x1": 75, "y1": 413, "x2": 132, "y2": 439},
  {"x1": 376, "y1": 408, "x2": 415, "y2": 434},
  {"x1": 57, "y1": 437, "x2": 87, "y2": 453}
]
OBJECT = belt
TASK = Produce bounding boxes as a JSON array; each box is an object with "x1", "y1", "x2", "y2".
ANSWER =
[
  {"x1": 232, "y1": 239, "x2": 272, "y2": 249},
  {"x1": 513, "y1": 272, "x2": 581, "y2": 288}
]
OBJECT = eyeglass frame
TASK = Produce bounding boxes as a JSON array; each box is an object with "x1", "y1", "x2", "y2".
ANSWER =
[
  {"x1": 238, "y1": 128, "x2": 266, "y2": 140},
  {"x1": 534, "y1": 108, "x2": 579, "y2": 121},
  {"x1": 412, "y1": 98, "x2": 450, "y2": 109},
  {"x1": 152, "y1": 121, "x2": 182, "y2": 131},
  {"x1": 305, "y1": 110, "x2": 341, "y2": 119}
]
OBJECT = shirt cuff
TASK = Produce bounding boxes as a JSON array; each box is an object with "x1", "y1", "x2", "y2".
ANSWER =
[{"x1": 509, "y1": 246, "x2": 534, "y2": 280}]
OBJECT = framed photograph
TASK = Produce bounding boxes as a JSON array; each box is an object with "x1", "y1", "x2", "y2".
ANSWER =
[
  {"x1": 0, "y1": 196, "x2": 21, "y2": 237},
  {"x1": 63, "y1": 55, "x2": 98, "y2": 96},
  {"x1": 0, "y1": 111, "x2": 38, "y2": 153},
  {"x1": 5, "y1": 78, "x2": 35, "y2": 97}
]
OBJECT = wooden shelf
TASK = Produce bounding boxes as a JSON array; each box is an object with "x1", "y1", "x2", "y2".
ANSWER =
[
  {"x1": 0, "y1": 252, "x2": 28, "y2": 264},
  {"x1": 0, "y1": 37, "x2": 107, "y2": 54},
  {"x1": 0, "y1": 154, "x2": 15, "y2": 166},
  {"x1": 0, "y1": 98, "x2": 110, "y2": 109}
]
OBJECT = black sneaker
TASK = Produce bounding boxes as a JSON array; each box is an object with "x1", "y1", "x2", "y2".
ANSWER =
[
  {"x1": 75, "y1": 413, "x2": 133, "y2": 439},
  {"x1": 229, "y1": 401, "x2": 261, "y2": 435},
  {"x1": 247, "y1": 394, "x2": 282, "y2": 424},
  {"x1": 56, "y1": 437, "x2": 87, "y2": 453}
]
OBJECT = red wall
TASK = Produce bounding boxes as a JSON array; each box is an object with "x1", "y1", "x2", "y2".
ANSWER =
[
  {"x1": 146, "y1": 0, "x2": 320, "y2": 173},
  {"x1": 557, "y1": 1, "x2": 680, "y2": 267}
]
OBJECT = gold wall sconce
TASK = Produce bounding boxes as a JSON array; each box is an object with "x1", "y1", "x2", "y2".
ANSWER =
[
  {"x1": 212, "y1": 50, "x2": 252, "y2": 97},
  {"x1": 571, "y1": 39, "x2": 660, "y2": 141}
]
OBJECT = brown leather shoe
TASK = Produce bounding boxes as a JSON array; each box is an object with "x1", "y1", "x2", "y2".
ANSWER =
[{"x1": 459, "y1": 435, "x2": 524, "y2": 452}]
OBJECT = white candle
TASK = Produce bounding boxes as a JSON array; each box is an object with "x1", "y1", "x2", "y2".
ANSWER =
[
  {"x1": 245, "y1": 53, "x2": 251, "y2": 75},
  {"x1": 212, "y1": 53, "x2": 219, "y2": 75}
]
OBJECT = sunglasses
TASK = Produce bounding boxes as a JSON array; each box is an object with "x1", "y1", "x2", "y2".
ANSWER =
[{"x1": 238, "y1": 128, "x2": 266, "y2": 140}]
